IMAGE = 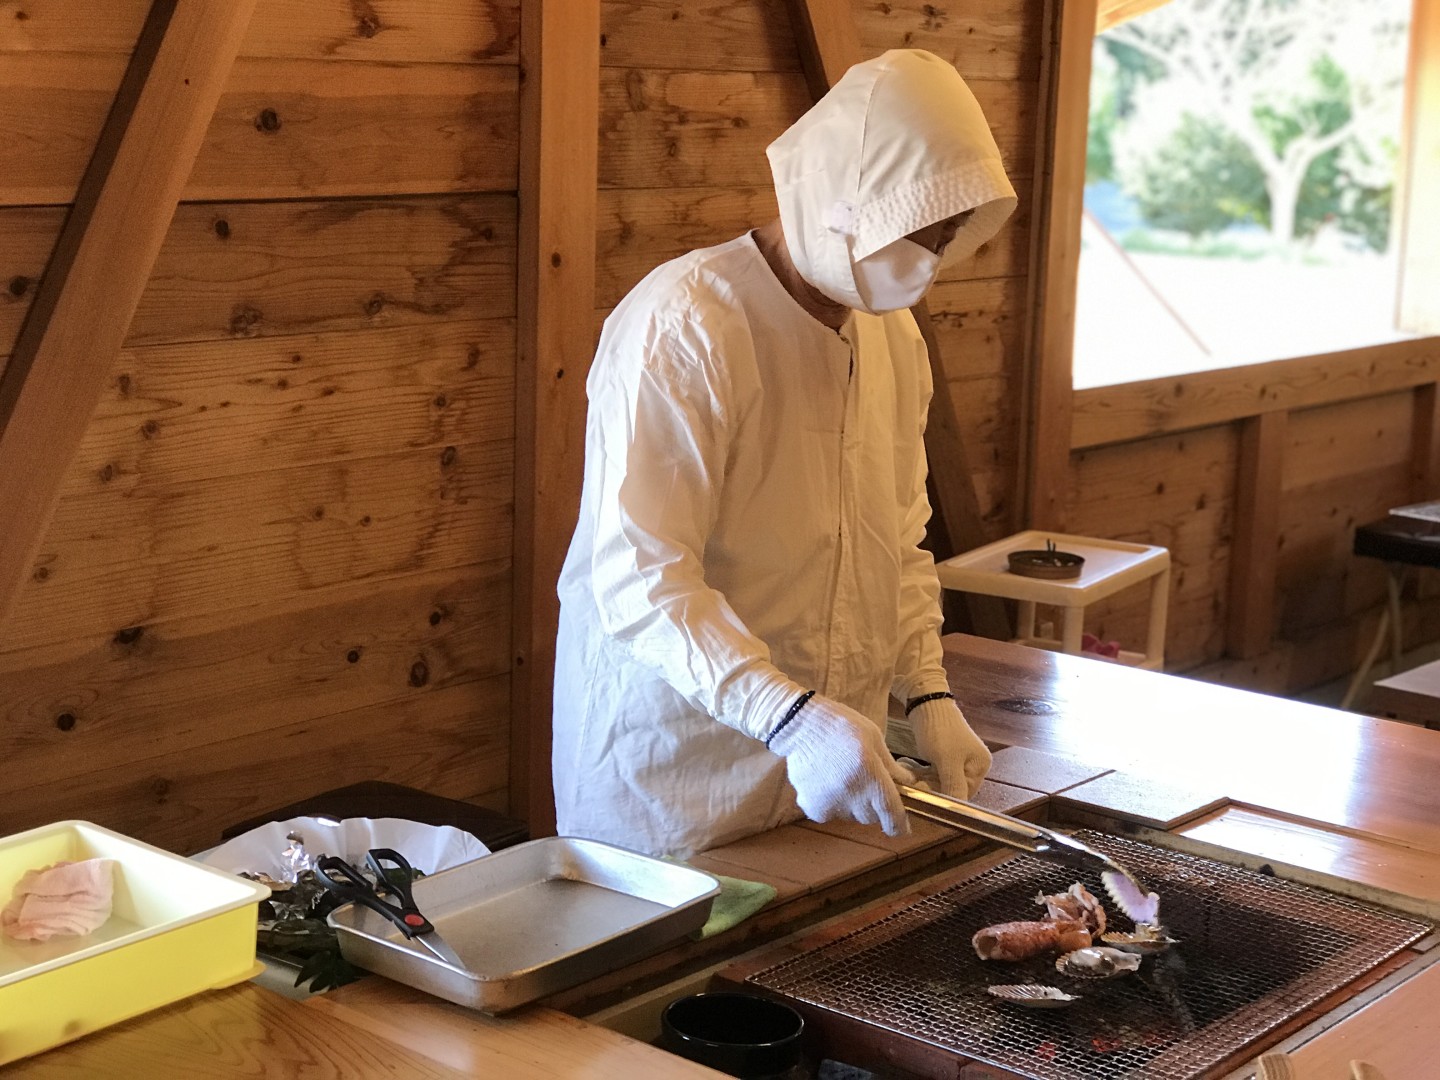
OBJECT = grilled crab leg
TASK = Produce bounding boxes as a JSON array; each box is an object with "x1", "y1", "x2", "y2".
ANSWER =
[{"x1": 898, "y1": 785, "x2": 1161, "y2": 924}]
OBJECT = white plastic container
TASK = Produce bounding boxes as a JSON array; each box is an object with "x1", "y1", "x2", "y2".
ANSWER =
[{"x1": 0, "y1": 820, "x2": 270, "y2": 1065}]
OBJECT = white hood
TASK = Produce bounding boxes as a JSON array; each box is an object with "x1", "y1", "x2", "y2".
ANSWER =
[{"x1": 766, "y1": 49, "x2": 1018, "y2": 310}]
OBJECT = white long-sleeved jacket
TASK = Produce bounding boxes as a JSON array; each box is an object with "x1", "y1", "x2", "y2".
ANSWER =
[{"x1": 552, "y1": 50, "x2": 1016, "y2": 857}]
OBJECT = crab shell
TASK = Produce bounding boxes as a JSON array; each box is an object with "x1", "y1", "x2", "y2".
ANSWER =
[
  {"x1": 1054, "y1": 946, "x2": 1143, "y2": 980},
  {"x1": 987, "y1": 983, "x2": 1081, "y2": 1009},
  {"x1": 1034, "y1": 882, "x2": 1107, "y2": 936}
]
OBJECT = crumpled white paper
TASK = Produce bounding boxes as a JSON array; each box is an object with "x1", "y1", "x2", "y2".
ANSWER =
[{"x1": 197, "y1": 816, "x2": 490, "y2": 879}]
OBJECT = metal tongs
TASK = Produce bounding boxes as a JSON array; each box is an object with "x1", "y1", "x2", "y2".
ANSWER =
[{"x1": 899, "y1": 784, "x2": 1163, "y2": 926}]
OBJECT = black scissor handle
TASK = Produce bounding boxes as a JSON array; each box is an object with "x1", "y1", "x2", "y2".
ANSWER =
[
  {"x1": 365, "y1": 848, "x2": 435, "y2": 936},
  {"x1": 315, "y1": 854, "x2": 375, "y2": 899},
  {"x1": 316, "y1": 852, "x2": 432, "y2": 939}
]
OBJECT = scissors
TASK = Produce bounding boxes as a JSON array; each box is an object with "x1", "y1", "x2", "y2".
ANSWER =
[{"x1": 316, "y1": 847, "x2": 466, "y2": 968}]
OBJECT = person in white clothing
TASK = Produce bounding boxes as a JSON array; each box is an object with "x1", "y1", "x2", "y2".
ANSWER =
[{"x1": 552, "y1": 49, "x2": 1018, "y2": 858}]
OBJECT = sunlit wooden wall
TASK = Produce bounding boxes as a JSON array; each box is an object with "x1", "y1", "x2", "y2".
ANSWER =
[
  {"x1": 1069, "y1": 378, "x2": 1440, "y2": 691},
  {"x1": 0, "y1": 2, "x2": 521, "y2": 853},
  {"x1": 0, "y1": 0, "x2": 1048, "y2": 852},
  {"x1": 13, "y1": 0, "x2": 1410, "y2": 853},
  {"x1": 596, "y1": 0, "x2": 1044, "y2": 531}
]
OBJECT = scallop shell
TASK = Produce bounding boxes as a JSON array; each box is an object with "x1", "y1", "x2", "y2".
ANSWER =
[
  {"x1": 1101, "y1": 925, "x2": 1180, "y2": 955},
  {"x1": 1101, "y1": 869, "x2": 1161, "y2": 926},
  {"x1": 1054, "y1": 946, "x2": 1143, "y2": 980},
  {"x1": 986, "y1": 983, "x2": 1081, "y2": 1008}
]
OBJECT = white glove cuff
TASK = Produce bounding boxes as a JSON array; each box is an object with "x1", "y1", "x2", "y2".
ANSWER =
[
  {"x1": 727, "y1": 668, "x2": 809, "y2": 743},
  {"x1": 908, "y1": 695, "x2": 964, "y2": 745},
  {"x1": 904, "y1": 690, "x2": 955, "y2": 717}
]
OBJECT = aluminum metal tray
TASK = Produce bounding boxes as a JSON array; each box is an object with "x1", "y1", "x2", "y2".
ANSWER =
[{"x1": 328, "y1": 836, "x2": 719, "y2": 1013}]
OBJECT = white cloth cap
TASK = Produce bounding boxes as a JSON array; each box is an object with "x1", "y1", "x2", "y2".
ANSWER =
[{"x1": 766, "y1": 49, "x2": 1018, "y2": 310}]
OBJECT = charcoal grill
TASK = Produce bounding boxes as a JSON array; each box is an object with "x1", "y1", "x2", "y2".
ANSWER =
[{"x1": 742, "y1": 832, "x2": 1432, "y2": 1079}]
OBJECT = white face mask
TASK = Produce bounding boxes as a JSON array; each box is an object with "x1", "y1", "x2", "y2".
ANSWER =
[{"x1": 851, "y1": 237, "x2": 943, "y2": 314}]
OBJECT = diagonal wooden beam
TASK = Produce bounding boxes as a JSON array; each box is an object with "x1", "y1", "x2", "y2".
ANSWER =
[
  {"x1": 1096, "y1": 0, "x2": 1177, "y2": 34},
  {"x1": 511, "y1": 1, "x2": 600, "y2": 835},
  {"x1": 0, "y1": 0, "x2": 258, "y2": 627},
  {"x1": 1396, "y1": 0, "x2": 1440, "y2": 335},
  {"x1": 783, "y1": 0, "x2": 1011, "y2": 640},
  {"x1": 787, "y1": 0, "x2": 863, "y2": 100}
]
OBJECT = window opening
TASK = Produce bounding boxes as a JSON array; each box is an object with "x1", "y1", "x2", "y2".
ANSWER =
[{"x1": 1075, "y1": 0, "x2": 1416, "y2": 389}]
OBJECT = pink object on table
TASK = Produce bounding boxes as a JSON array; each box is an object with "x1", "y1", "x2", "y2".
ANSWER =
[
  {"x1": 1081, "y1": 632, "x2": 1122, "y2": 660},
  {"x1": 1, "y1": 858, "x2": 117, "y2": 942}
]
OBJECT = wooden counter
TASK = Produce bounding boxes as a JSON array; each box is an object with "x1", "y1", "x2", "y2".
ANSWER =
[{"x1": 14, "y1": 634, "x2": 1440, "y2": 1077}]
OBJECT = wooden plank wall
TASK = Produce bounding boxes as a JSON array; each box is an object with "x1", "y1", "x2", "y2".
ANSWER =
[
  {"x1": 596, "y1": 0, "x2": 1044, "y2": 537},
  {"x1": 0, "y1": 0, "x2": 1046, "y2": 852},
  {"x1": 0, "y1": 1, "x2": 520, "y2": 854},
  {"x1": 5, "y1": 0, "x2": 1425, "y2": 853},
  {"x1": 1063, "y1": 373, "x2": 1440, "y2": 691},
  {"x1": 1028, "y1": 0, "x2": 1440, "y2": 698}
]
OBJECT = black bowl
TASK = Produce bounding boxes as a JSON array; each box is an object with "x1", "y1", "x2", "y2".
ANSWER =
[
  {"x1": 660, "y1": 992, "x2": 805, "y2": 1077},
  {"x1": 1007, "y1": 548, "x2": 1085, "y2": 580}
]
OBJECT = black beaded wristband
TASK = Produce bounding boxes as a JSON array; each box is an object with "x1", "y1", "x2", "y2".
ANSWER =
[
  {"x1": 904, "y1": 690, "x2": 955, "y2": 716},
  {"x1": 765, "y1": 689, "x2": 816, "y2": 748}
]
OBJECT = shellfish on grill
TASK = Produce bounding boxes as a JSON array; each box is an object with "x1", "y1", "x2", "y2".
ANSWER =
[
  {"x1": 986, "y1": 984, "x2": 1080, "y2": 1009},
  {"x1": 1054, "y1": 946, "x2": 1142, "y2": 980},
  {"x1": 1035, "y1": 882, "x2": 1107, "y2": 935},
  {"x1": 1100, "y1": 923, "x2": 1180, "y2": 954},
  {"x1": 1101, "y1": 869, "x2": 1162, "y2": 927},
  {"x1": 973, "y1": 919, "x2": 1092, "y2": 961}
]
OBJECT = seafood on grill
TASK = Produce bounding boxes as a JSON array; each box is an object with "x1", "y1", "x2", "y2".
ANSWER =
[
  {"x1": 1054, "y1": 946, "x2": 1142, "y2": 980},
  {"x1": 1101, "y1": 868, "x2": 1162, "y2": 927},
  {"x1": 1035, "y1": 882, "x2": 1107, "y2": 935},
  {"x1": 1101, "y1": 923, "x2": 1180, "y2": 954},
  {"x1": 973, "y1": 918, "x2": 1093, "y2": 961},
  {"x1": 986, "y1": 983, "x2": 1080, "y2": 1009}
]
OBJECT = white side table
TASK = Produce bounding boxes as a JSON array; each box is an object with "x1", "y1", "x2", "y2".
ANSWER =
[{"x1": 935, "y1": 530, "x2": 1171, "y2": 670}]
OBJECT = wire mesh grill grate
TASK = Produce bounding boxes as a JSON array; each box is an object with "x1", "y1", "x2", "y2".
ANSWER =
[{"x1": 748, "y1": 832, "x2": 1431, "y2": 1079}]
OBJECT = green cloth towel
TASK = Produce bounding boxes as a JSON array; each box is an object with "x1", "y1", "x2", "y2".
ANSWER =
[
  {"x1": 696, "y1": 870, "x2": 777, "y2": 939},
  {"x1": 667, "y1": 859, "x2": 778, "y2": 938}
]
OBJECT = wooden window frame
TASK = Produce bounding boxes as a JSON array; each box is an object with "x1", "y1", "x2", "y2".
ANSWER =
[{"x1": 1025, "y1": 0, "x2": 1440, "y2": 659}]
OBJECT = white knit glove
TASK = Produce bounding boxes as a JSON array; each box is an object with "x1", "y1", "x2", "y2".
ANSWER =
[
  {"x1": 768, "y1": 694, "x2": 910, "y2": 836},
  {"x1": 908, "y1": 695, "x2": 991, "y2": 798}
]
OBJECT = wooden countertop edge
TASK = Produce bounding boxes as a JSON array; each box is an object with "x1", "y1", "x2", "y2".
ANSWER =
[
  {"x1": 312, "y1": 637, "x2": 1440, "y2": 1073},
  {"x1": 25, "y1": 633, "x2": 1440, "y2": 1074},
  {"x1": 306, "y1": 982, "x2": 730, "y2": 1078}
]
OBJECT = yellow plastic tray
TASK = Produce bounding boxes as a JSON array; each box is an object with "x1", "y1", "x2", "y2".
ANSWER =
[{"x1": 0, "y1": 820, "x2": 270, "y2": 1065}]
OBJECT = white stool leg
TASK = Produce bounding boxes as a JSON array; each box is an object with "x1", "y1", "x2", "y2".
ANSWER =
[
  {"x1": 1017, "y1": 600, "x2": 1036, "y2": 641},
  {"x1": 1061, "y1": 607, "x2": 1084, "y2": 654},
  {"x1": 1387, "y1": 564, "x2": 1404, "y2": 675},
  {"x1": 1146, "y1": 568, "x2": 1170, "y2": 670},
  {"x1": 1342, "y1": 606, "x2": 1391, "y2": 711}
]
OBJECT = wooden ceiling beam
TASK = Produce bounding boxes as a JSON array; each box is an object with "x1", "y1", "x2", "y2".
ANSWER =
[
  {"x1": 511, "y1": 0, "x2": 601, "y2": 835},
  {"x1": 1096, "y1": 0, "x2": 1175, "y2": 35},
  {"x1": 783, "y1": 0, "x2": 1010, "y2": 640},
  {"x1": 0, "y1": 0, "x2": 257, "y2": 628},
  {"x1": 1397, "y1": 0, "x2": 1440, "y2": 336}
]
